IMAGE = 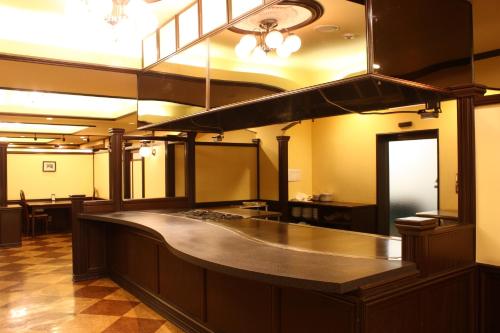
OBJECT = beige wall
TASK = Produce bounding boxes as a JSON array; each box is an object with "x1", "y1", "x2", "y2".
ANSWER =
[
  {"x1": 7, "y1": 153, "x2": 93, "y2": 200},
  {"x1": 476, "y1": 104, "x2": 500, "y2": 266},
  {"x1": 144, "y1": 143, "x2": 166, "y2": 198},
  {"x1": 311, "y1": 101, "x2": 458, "y2": 209},
  {"x1": 195, "y1": 145, "x2": 258, "y2": 202},
  {"x1": 93, "y1": 152, "x2": 109, "y2": 199}
]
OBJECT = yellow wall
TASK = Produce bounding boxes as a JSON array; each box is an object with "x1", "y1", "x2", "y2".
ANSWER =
[
  {"x1": 311, "y1": 101, "x2": 458, "y2": 209},
  {"x1": 476, "y1": 104, "x2": 500, "y2": 265},
  {"x1": 195, "y1": 145, "x2": 258, "y2": 202},
  {"x1": 175, "y1": 144, "x2": 186, "y2": 197},
  {"x1": 144, "y1": 143, "x2": 166, "y2": 198},
  {"x1": 253, "y1": 121, "x2": 313, "y2": 200},
  {"x1": 93, "y1": 152, "x2": 109, "y2": 199},
  {"x1": 7, "y1": 153, "x2": 93, "y2": 200}
]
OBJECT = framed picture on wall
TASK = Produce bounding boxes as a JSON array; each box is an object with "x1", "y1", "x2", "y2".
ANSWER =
[{"x1": 43, "y1": 161, "x2": 56, "y2": 172}]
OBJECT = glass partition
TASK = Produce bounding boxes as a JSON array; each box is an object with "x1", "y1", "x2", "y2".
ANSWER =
[{"x1": 123, "y1": 141, "x2": 186, "y2": 200}]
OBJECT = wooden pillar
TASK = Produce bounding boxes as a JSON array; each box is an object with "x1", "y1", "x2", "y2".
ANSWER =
[
  {"x1": 109, "y1": 128, "x2": 125, "y2": 212},
  {"x1": 253, "y1": 139, "x2": 261, "y2": 200},
  {"x1": 0, "y1": 142, "x2": 7, "y2": 207},
  {"x1": 277, "y1": 136, "x2": 290, "y2": 220},
  {"x1": 71, "y1": 197, "x2": 85, "y2": 277},
  {"x1": 186, "y1": 132, "x2": 197, "y2": 208},
  {"x1": 123, "y1": 149, "x2": 131, "y2": 200},
  {"x1": 451, "y1": 85, "x2": 486, "y2": 224},
  {"x1": 166, "y1": 143, "x2": 176, "y2": 197},
  {"x1": 395, "y1": 217, "x2": 438, "y2": 277}
]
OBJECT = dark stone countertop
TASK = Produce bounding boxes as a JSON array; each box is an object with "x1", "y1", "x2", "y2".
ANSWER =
[{"x1": 79, "y1": 209, "x2": 417, "y2": 294}]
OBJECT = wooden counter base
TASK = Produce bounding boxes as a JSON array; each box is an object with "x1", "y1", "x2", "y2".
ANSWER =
[{"x1": 73, "y1": 213, "x2": 476, "y2": 333}]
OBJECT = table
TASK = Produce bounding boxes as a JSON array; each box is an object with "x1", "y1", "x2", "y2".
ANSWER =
[{"x1": 26, "y1": 200, "x2": 72, "y2": 233}]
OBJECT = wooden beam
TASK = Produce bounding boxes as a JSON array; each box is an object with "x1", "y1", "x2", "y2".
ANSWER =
[{"x1": 277, "y1": 136, "x2": 290, "y2": 221}]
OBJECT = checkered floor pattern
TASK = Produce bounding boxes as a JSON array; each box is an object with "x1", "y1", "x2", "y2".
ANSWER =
[{"x1": 0, "y1": 233, "x2": 185, "y2": 333}]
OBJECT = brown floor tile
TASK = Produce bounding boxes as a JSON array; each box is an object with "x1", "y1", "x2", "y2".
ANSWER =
[
  {"x1": 155, "y1": 321, "x2": 186, "y2": 333},
  {"x1": 124, "y1": 303, "x2": 164, "y2": 320},
  {"x1": 104, "y1": 288, "x2": 139, "y2": 302},
  {"x1": 81, "y1": 299, "x2": 140, "y2": 316},
  {"x1": 0, "y1": 263, "x2": 30, "y2": 271},
  {"x1": 0, "y1": 256, "x2": 27, "y2": 263},
  {"x1": 0, "y1": 233, "x2": 186, "y2": 333},
  {"x1": 35, "y1": 252, "x2": 68, "y2": 259},
  {"x1": 74, "y1": 285, "x2": 119, "y2": 299},
  {"x1": 89, "y1": 278, "x2": 119, "y2": 288},
  {"x1": 102, "y1": 317, "x2": 165, "y2": 333},
  {"x1": 57, "y1": 313, "x2": 119, "y2": 333}
]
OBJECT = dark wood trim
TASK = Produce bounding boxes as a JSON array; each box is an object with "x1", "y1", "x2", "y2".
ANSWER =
[
  {"x1": 121, "y1": 197, "x2": 189, "y2": 211},
  {"x1": 123, "y1": 135, "x2": 187, "y2": 142},
  {"x1": 109, "y1": 128, "x2": 125, "y2": 212},
  {"x1": 475, "y1": 93, "x2": 500, "y2": 107},
  {"x1": 253, "y1": 139, "x2": 261, "y2": 200},
  {"x1": 277, "y1": 136, "x2": 290, "y2": 221},
  {"x1": 6, "y1": 151, "x2": 93, "y2": 155},
  {"x1": 123, "y1": 150, "x2": 132, "y2": 199},
  {"x1": 0, "y1": 142, "x2": 8, "y2": 207},
  {"x1": 195, "y1": 200, "x2": 259, "y2": 208},
  {"x1": 194, "y1": 142, "x2": 258, "y2": 148},
  {"x1": 0, "y1": 53, "x2": 139, "y2": 75},
  {"x1": 166, "y1": 143, "x2": 176, "y2": 197},
  {"x1": 376, "y1": 129, "x2": 439, "y2": 235},
  {"x1": 451, "y1": 85, "x2": 487, "y2": 224},
  {"x1": 186, "y1": 132, "x2": 197, "y2": 208},
  {"x1": 475, "y1": 48, "x2": 500, "y2": 61}
]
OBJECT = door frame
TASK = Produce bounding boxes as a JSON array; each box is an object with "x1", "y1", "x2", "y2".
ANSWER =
[{"x1": 376, "y1": 129, "x2": 440, "y2": 235}]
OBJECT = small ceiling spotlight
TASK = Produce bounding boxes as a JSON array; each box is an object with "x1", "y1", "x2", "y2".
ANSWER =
[
  {"x1": 212, "y1": 134, "x2": 224, "y2": 142},
  {"x1": 62, "y1": 135, "x2": 66, "y2": 142},
  {"x1": 418, "y1": 103, "x2": 442, "y2": 119},
  {"x1": 34, "y1": 133, "x2": 38, "y2": 141}
]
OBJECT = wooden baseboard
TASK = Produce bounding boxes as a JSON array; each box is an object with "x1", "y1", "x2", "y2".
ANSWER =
[
  {"x1": 0, "y1": 242, "x2": 21, "y2": 248},
  {"x1": 109, "y1": 272, "x2": 213, "y2": 333}
]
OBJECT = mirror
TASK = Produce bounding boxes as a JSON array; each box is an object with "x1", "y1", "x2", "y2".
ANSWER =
[
  {"x1": 137, "y1": 0, "x2": 367, "y2": 127},
  {"x1": 208, "y1": 0, "x2": 367, "y2": 108},
  {"x1": 122, "y1": 140, "x2": 186, "y2": 200},
  {"x1": 137, "y1": 40, "x2": 208, "y2": 128}
]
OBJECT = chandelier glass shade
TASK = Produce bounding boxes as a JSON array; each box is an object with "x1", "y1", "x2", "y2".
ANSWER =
[{"x1": 234, "y1": 19, "x2": 302, "y2": 59}]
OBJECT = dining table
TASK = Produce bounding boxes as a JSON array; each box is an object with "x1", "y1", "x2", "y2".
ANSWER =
[{"x1": 26, "y1": 200, "x2": 73, "y2": 233}]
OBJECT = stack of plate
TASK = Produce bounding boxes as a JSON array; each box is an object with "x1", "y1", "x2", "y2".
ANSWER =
[
  {"x1": 302, "y1": 207, "x2": 313, "y2": 220},
  {"x1": 291, "y1": 206, "x2": 302, "y2": 218}
]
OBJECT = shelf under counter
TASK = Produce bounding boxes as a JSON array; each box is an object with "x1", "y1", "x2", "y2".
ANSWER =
[{"x1": 289, "y1": 200, "x2": 377, "y2": 233}]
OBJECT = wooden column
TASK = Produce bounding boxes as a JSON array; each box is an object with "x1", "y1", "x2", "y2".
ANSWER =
[
  {"x1": 186, "y1": 132, "x2": 197, "y2": 208},
  {"x1": 166, "y1": 143, "x2": 176, "y2": 197},
  {"x1": 451, "y1": 85, "x2": 486, "y2": 224},
  {"x1": 277, "y1": 136, "x2": 290, "y2": 220},
  {"x1": 0, "y1": 142, "x2": 7, "y2": 207},
  {"x1": 71, "y1": 197, "x2": 85, "y2": 277},
  {"x1": 109, "y1": 128, "x2": 125, "y2": 212}
]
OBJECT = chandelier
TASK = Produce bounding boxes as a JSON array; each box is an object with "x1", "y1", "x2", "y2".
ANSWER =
[
  {"x1": 105, "y1": 0, "x2": 130, "y2": 26},
  {"x1": 235, "y1": 19, "x2": 302, "y2": 59}
]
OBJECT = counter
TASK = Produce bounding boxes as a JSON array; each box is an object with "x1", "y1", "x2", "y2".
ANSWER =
[
  {"x1": 72, "y1": 208, "x2": 475, "y2": 333},
  {"x1": 79, "y1": 210, "x2": 414, "y2": 293}
]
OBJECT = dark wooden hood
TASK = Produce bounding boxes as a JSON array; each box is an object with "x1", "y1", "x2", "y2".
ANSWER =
[{"x1": 139, "y1": 74, "x2": 452, "y2": 132}]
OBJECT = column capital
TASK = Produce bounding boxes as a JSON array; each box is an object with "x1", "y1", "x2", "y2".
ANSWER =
[
  {"x1": 108, "y1": 128, "x2": 125, "y2": 135},
  {"x1": 276, "y1": 135, "x2": 290, "y2": 142},
  {"x1": 449, "y1": 84, "x2": 487, "y2": 98}
]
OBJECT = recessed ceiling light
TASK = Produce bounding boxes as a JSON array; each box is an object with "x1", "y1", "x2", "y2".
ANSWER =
[
  {"x1": 129, "y1": 122, "x2": 135, "y2": 125},
  {"x1": 0, "y1": 122, "x2": 89, "y2": 134},
  {"x1": 314, "y1": 25, "x2": 340, "y2": 33},
  {"x1": 343, "y1": 33, "x2": 356, "y2": 40},
  {"x1": 373, "y1": 64, "x2": 381, "y2": 69},
  {"x1": 46, "y1": 117, "x2": 53, "y2": 120}
]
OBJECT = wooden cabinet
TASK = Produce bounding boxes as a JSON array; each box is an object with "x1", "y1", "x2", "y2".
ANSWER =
[
  {"x1": 0, "y1": 205, "x2": 22, "y2": 247},
  {"x1": 289, "y1": 201, "x2": 377, "y2": 233}
]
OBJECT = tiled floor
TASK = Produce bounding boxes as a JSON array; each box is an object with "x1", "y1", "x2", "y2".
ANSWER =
[{"x1": 0, "y1": 233, "x2": 186, "y2": 333}]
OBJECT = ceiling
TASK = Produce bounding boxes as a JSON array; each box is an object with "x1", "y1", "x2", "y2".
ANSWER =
[{"x1": 0, "y1": 0, "x2": 495, "y2": 149}]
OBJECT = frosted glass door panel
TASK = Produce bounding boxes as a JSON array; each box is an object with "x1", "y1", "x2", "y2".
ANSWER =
[{"x1": 389, "y1": 139, "x2": 438, "y2": 236}]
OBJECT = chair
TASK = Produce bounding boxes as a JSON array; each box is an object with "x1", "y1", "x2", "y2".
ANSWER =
[{"x1": 19, "y1": 190, "x2": 50, "y2": 238}]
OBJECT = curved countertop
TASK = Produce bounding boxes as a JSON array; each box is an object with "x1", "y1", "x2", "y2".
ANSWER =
[{"x1": 79, "y1": 210, "x2": 418, "y2": 294}]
